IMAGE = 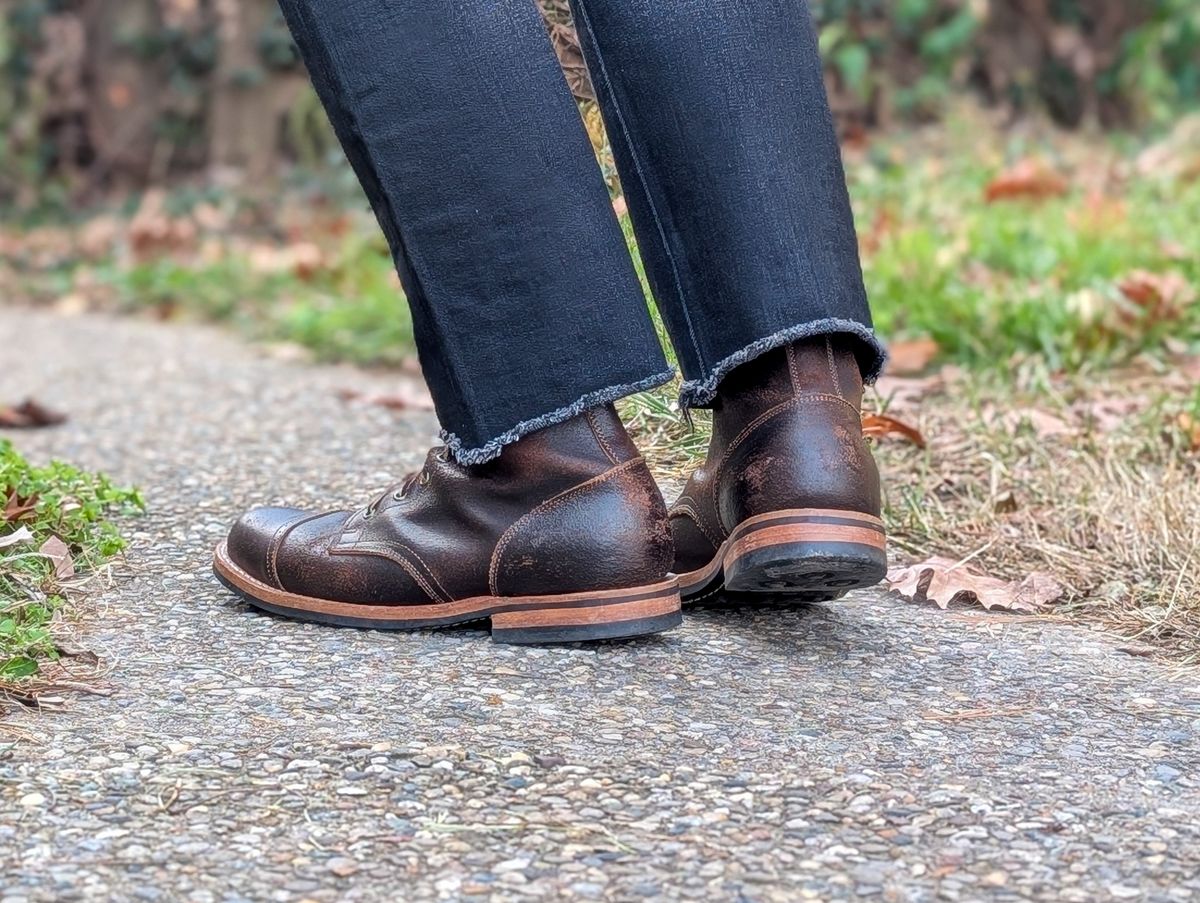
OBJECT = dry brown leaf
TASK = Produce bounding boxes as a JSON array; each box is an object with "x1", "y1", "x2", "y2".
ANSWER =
[
  {"x1": 886, "y1": 556, "x2": 1064, "y2": 613},
  {"x1": 337, "y1": 385, "x2": 434, "y2": 412},
  {"x1": 0, "y1": 398, "x2": 67, "y2": 429},
  {"x1": 886, "y1": 337, "x2": 939, "y2": 375},
  {"x1": 128, "y1": 189, "x2": 198, "y2": 260},
  {"x1": 860, "y1": 205, "x2": 898, "y2": 255},
  {"x1": 39, "y1": 535, "x2": 75, "y2": 581},
  {"x1": 3, "y1": 491, "x2": 40, "y2": 523},
  {"x1": 1071, "y1": 396, "x2": 1147, "y2": 432},
  {"x1": 984, "y1": 159, "x2": 1069, "y2": 203},
  {"x1": 247, "y1": 242, "x2": 325, "y2": 279},
  {"x1": 544, "y1": 19, "x2": 594, "y2": 102},
  {"x1": 989, "y1": 406, "x2": 1075, "y2": 439},
  {"x1": 1176, "y1": 413, "x2": 1200, "y2": 452},
  {"x1": 861, "y1": 412, "x2": 926, "y2": 448},
  {"x1": 1116, "y1": 270, "x2": 1196, "y2": 322},
  {"x1": 871, "y1": 373, "x2": 943, "y2": 413}
]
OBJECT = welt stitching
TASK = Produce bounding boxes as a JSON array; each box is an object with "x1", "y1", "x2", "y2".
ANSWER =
[
  {"x1": 573, "y1": 0, "x2": 705, "y2": 368},
  {"x1": 688, "y1": 583, "x2": 726, "y2": 604},
  {"x1": 489, "y1": 457, "x2": 645, "y2": 595}
]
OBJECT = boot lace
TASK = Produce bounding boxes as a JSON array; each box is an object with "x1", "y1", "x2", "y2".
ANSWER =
[{"x1": 361, "y1": 446, "x2": 450, "y2": 519}]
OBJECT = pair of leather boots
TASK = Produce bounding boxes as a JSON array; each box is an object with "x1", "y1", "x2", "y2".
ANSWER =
[{"x1": 213, "y1": 337, "x2": 885, "y2": 644}]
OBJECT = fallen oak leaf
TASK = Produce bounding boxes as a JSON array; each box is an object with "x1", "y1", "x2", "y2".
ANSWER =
[
  {"x1": 984, "y1": 159, "x2": 1069, "y2": 203},
  {"x1": 987, "y1": 406, "x2": 1075, "y2": 439},
  {"x1": 885, "y1": 337, "x2": 939, "y2": 375},
  {"x1": 3, "y1": 490, "x2": 40, "y2": 523},
  {"x1": 337, "y1": 385, "x2": 434, "y2": 412},
  {"x1": 861, "y1": 412, "x2": 926, "y2": 448},
  {"x1": 39, "y1": 535, "x2": 75, "y2": 581},
  {"x1": 1116, "y1": 270, "x2": 1196, "y2": 322},
  {"x1": 1071, "y1": 396, "x2": 1147, "y2": 433},
  {"x1": 886, "y1": 556, "x2": 1064, "y2": 613},
  {"x1": 0, "y1": 398, "x2": 67, "y2": 429},
  {"x1": 1175, "y1": 413, "x2": 1200, "y2": 452},
  {"x1": 870, "y1": 373, "x2": 943, "y2": 414}
]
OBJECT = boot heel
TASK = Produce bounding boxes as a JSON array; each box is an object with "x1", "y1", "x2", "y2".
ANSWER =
[
  {"x1": 489, "y1": 578, "x2": 682, "y2": 645},
  {"x1": 722, "y1": 509, "x2": 887, "y2": 598}
]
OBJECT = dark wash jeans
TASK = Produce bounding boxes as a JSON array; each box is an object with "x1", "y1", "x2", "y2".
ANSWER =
[{"x1": 277, "y1": 0, "x2": 885, "y2": 464}]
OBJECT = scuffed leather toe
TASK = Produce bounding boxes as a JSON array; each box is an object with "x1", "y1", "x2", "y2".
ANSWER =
[
  {"x1": 271, "y1": 511, "x2": 432, "y2": 604},
  {"x1": 225, "y1": 506, "x2": 307, "y2": 586}
]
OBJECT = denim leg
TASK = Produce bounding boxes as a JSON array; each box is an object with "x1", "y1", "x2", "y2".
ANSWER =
[
  {"x1": 568, "y1": 0, "x2": 887, "y2": 406},
  {"x1": 276, "y1": 0, "x2": 672, "y2": 463}
]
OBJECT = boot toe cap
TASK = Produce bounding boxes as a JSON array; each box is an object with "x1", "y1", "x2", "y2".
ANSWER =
[{"x1": 225, "y1": 506, "x2": 308, "y2": 585}]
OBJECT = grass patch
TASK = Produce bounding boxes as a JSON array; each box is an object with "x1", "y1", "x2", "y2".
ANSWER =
[
  {"x1": 1, "y1": 440, "x2": 142, "y2": 691},
  {"x1": 2, "y1": 113, "x2": 1196, "y2": 373},
  {"x1": 870, "y1": 364, "x2": 1200, "y2": 656},
  {"x1": 852, "y1": 113, "x2": 1200, "y2": 371},
  {"x1": 1, "y1": 194, "x2": 415, "y2": 368}
]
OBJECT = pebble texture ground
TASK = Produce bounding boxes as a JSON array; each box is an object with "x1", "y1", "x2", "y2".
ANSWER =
[{"x1": 1, "y1": 308, "x2": 1199, "y2": 902}]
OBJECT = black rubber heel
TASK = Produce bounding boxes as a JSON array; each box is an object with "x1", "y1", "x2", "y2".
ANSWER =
[{"x1": 723, "y1": 540, "x2": 887, "y2": 597}]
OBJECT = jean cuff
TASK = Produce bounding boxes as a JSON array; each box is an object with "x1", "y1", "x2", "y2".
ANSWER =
[
  {"x1": 441, "y1": 368, "x2": 677, "y2": 466},
  {"x1": 677, "y1": 318, "x2": 888, "y2": 409}
]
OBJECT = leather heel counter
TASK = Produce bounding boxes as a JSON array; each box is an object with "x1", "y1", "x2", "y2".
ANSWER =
[
  {"x1": 491, "y1": 460, "x2": 673, "y2": 597},
  {"x1": 719, "y1": 398, "x2": 881, "y2": 527}
]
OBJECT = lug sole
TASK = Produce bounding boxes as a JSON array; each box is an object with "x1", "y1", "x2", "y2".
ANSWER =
[
  {"x1": 677, "y1": 509, "x2": 887, "y2": 604},
  {"x1": 212, "y1": 541, "x2": 682, "y2": 645}
]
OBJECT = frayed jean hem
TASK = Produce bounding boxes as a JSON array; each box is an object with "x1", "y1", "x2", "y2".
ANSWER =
[
  {"x1": 442, "y1": 368, "x2": 676, "y2": 465},
  {"x1": 677, "y1": 319, "x2": 887, "y2": 409}
]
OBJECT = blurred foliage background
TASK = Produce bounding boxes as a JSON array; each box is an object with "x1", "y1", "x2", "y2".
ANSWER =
[{"x1": 1, "y1": 0, "x2": 1198, "y2": 210}]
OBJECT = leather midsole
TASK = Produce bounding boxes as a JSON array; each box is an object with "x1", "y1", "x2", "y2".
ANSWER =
[{"x1": 214, "y1": 541, "x2": 680, "y2": 625}]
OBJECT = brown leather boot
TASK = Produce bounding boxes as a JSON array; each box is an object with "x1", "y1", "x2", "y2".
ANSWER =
[
  {"x1": 213, "y1": 405, "x2": 681, "y2": 644},
  {"x1": 671, "y1": 336, "x2": 886, "y2": 603}
]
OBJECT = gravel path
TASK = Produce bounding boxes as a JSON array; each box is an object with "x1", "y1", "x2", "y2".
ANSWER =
[{"x1": 2, "y1": 308, "x2": 1198, "y2": 902}]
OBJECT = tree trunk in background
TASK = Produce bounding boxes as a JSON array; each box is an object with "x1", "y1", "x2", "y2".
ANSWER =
[
  {"x1": 0, "y1": 0, "x2": 1188, "y2": 203},
  {"x1": 978, "y1": 0, "x2": 1155, "y2": 127},
  {"x1": 208, "y1": 0, "x2": 305, "y2": 184},
  {"x1": 82, "y1": 0, "x2": 164, "y2": 186}
]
